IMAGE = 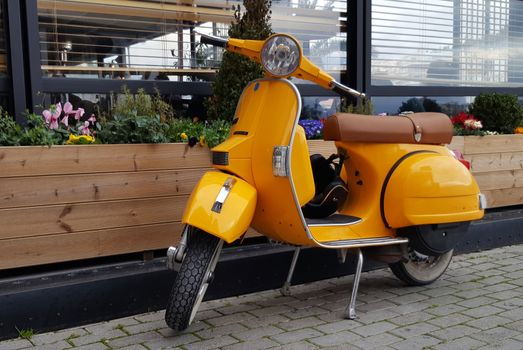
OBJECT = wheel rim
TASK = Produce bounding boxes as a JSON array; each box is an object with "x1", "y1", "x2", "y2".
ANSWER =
[
  {"x1": 188, "y1": 239, "x2": 223, "y2": 325},
  {"x1": 403, "y1": 249, "x2": 453, "y2": 283}
]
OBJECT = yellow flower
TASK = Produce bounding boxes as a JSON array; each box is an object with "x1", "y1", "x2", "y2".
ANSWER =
[
  {"x1": 199, "y1": 136, "x2": 206, "y2": 147},
  {"x1": 180, "y1": 132, "x2": 188, "y2": 140},
  {"x1": 66, "y1": 134, "x2": 80, "y2": 144},
  {"x1": 515, "y1": 127, "x2": 523, "y2": 134},
  {"x1": 66, "y1": 134, "x2": 95, "y2": 144}
]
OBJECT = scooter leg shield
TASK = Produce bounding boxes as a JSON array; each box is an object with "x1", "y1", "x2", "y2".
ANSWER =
[{"x1": 182, "y1": 171, "x2": 257, "y2": 244}]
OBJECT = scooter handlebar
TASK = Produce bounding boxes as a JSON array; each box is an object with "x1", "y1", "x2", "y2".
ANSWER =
[
  {"x1": 199, "y1": 33, "x2": 228, "y2": 48},
  {"x1": 331, "y1": 80, "x2": 366, "y2": 99}
]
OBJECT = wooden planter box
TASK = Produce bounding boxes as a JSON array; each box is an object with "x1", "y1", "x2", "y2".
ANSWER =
[
  {"x1": 448, "y1": 134, "x2": 523, "y2": 208},
  {"x1": 0, "y1": 141, "x2": 334, "y2": 270},
  {"x1": 0, "y1": 144, "x2": 212, "y2": 270},
  {"x1": 6, "y1": 135, "x2": 519, "y2": 271}
]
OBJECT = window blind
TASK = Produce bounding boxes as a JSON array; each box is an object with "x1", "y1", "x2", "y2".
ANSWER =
[{"x1": 371, "y1": 0, "x2": 523, "y2": 87}]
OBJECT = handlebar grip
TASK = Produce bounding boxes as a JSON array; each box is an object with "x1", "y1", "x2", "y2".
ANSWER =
[{"x1": 200, "y1": 33, "x2": 228, "y2": 48}]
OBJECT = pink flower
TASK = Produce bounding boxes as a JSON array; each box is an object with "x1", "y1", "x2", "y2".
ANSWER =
[
  {"x1": 79, "y1": 121, "x2": 91, "y2": 135},
  {"x1": 42, "y1": 109, "x2": 52, "y2": 123},
  {"x1": 49, "y1": 114, "x2": 59, "y2": 130},
  {"x1": 63, "y1": 102, "x2": 73, "y2": 115},
  {"x1": 88, "y1": 114, "x2": 96, "y2": 125},
  {"x1": 54, "y1": 102, "x2": 62, "y2": 116},
  {"x1": 75, "y1": 108, "x2": 85, "y2": 120},
  {"x1": 61, "y1": 115, "x2": 69, "y2": 127}
]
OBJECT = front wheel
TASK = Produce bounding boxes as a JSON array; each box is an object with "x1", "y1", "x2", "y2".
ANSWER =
[
  {"x1": 389, "y1": 248, "x2": 453, "y2": 286},
  {"x1": 165, "y1": 229, "x2": 223, "y2": 331}
]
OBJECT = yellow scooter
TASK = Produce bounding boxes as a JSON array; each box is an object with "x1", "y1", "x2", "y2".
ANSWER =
[{"x1": 164, "y1": 33, "x2": 485, "y2": 331}]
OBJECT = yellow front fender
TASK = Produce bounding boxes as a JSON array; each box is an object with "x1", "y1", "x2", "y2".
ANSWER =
[{"x1": 182, "y1": 171, "x2": 257, "y2": 243}]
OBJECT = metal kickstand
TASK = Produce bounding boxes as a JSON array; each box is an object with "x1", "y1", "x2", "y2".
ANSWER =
[
  {"x1": 280, "y1": 247, "x2": 301, "y2": 296},
  {"x1": 345, "y1": 248, "x2": 363, "y2": 320}
]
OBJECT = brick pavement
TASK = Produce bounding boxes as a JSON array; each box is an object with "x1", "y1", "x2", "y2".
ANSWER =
[{"x1": 1, "y1": 244, "x2": 522, "y2": 350}]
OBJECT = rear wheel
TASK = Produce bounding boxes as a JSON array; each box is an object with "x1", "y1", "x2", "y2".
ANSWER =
[
  {"x1": 389, "y1": 248, "x2": 453, "y2": 286},
  {"x1": 165, "y1": 229, "x2": 222, "y2": 331}
]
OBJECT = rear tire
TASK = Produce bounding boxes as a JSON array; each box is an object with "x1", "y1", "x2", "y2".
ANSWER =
[
  {"x1": 389, "y1": 249, "x2": 453, "y2": 286},
  {"x1": 165, "y1": 229, "x2": 222, "y2": 331}
]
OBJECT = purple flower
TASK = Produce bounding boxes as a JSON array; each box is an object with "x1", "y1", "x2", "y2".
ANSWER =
[
  {"x1": 298, "y1": 119, "x2": 324, "y2": 139},
  {"x1": 79, "y1": 121, "x2": 91, "y2": 135}
]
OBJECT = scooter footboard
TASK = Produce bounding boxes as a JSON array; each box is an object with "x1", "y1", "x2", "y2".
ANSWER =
[
  {"x1": 182, "y1": 171, "x2": 257, "y2": 243},
  {"x1": 383, "y1": 152, "x2": 484, "y2": 228}
]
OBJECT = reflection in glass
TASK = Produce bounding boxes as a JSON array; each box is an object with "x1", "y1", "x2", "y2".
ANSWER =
[{"x1": 37, "y1": 0, "x2": 346, "y2": 82}]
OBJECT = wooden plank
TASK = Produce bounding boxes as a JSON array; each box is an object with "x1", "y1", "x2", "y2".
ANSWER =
[
  {"x1": 463, "y1": 135, "x2": 523, "y2": 155},
  {"x1": 0, "y1": 222, "x2": 183, "y2": 270},
  {"x1": 308, "y1": 140, "x2": 337, "y2": 156},
  {"x1": 0, "y1": 196, "x2": 187, "y2": 240},
  {"x1": 0, "y1": 144, "x2": 211, "y2": 177},
  {"x1": 447, "y1": 136, "x2": 464, "y2": 153},
  {"x1": 0, "y1": 169, "x2": 207, "y2": 209},
  {"x1": 482, "y1": 188, "x2": 523, "y2": 208},
  {"x1": 474, "y1": 170, "x2": 523, "y2": 191},
  {"x1": 468, "y1": 152, "x2": 523, "y2": 173}
]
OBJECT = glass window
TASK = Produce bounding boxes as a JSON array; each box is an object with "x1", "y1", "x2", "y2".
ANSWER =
[
  {"x1": 371, "y1": 0, "x2": 522, "y2": 87},
  {"x1": 37, "y1": 0, "x2": 346, "y2": 81},
  {"x1": 371, "y1": 96, "x2": 473, "y2": 116}
]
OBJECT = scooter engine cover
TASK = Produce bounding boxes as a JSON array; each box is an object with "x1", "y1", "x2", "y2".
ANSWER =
[{"x1": 399, "y1": 222, "x2": 469, "y2": 256}]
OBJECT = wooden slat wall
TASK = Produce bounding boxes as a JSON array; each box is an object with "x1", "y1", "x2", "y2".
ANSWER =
[
  {"x1": 0, "y1": 141, "x2": 333, "y2": 270},
  {"x1": 449, "y1": 135, "x2": 523, "y2": 208},
  {"x1": 0, "y1": 143, "x2": 210, "y2": 270}
]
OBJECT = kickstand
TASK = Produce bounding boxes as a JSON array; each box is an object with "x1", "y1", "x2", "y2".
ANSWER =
[
  {"x1": 280, "y1": 247, "x2": 301, "y2": 296},
  {"x1": 345, "y1": 248, "x2": 363, "y2": 320}
]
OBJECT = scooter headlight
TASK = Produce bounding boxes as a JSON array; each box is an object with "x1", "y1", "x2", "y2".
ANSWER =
[{"x1": 261, "y1": 34, "x2": 301, "y2": 77}]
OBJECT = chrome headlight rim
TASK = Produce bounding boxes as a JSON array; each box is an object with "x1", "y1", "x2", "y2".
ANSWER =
[{"x1": 261, "y1": 34, "x2": 302, "y2": 77}]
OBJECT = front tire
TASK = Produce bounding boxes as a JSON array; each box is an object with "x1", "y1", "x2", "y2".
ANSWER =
[
  {"x1": 389, "y1": 249, "x2": 453, "y2": 286},
  {"x1": 165, "y1": 229, "x2": 222, "y2": 331}
]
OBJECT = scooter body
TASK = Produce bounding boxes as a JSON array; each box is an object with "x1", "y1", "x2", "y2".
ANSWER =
[
  {"x1": 165, "y1": 33, "x2": 485, "y2": 331},
  {"x1": 183, "y1": 78, "x2": 483, "y2": 246}
]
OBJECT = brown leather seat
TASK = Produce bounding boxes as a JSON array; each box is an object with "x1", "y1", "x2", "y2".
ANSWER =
[{"x1": 323, "y1": 112, "x2": 453, "y2": 145}]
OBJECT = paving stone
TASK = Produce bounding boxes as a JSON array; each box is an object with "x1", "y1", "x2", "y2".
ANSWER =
[
  {"x1": 420, "y1": 286, "x2": 458, "y2": 298},
  {"x1": 357, "y1": 300, "x2": 397, "y2": 313},
  {"x1": 143, "y1": 332, "x2": 199, "y2": 349},
  {"x1": 277, "y1": 340, "x2": 320, "y2": 350},
  {"x1": 184, "y1": 335, "x2": 239, "y2": 350},
  {"x1": 391, "y1": 301, "x2": 431, "y2": 315},
  {"x1": 106, "y1": 331, "x2": 160, "y2": 349},
  {"x1": 114, "y1": 345, "x2": 147, "y2": 350},
  {"x1": 206, "y1": 312, "x2": 255, "y2": 327},
  {"x1": 389, "y1": 334, "x2": 442, "y2": 350},
  {"x1": 71, "y1": 330, "x2": 126, "y2": 347},
  {"x1": 498, "y1": 307, "x2": 523, "y2": 321},
  {"x1": 195, "y1": 322, "x2": 249, "y2": 339},
  {"x1": 0, "y1": 338, "x2": 33, "y2": 350},
  {"x1": 313, "y1": 319, "x2": 358, "y2": 334},
  {"x1": 73, "y1": 343, "x2": 112, "y2": 350},
  {"x1": 504, "y1": 319, "x2": 523, "y2": 332},
  {"x1": 123, "y1": 319, "x2": 166, "y2": 335},
  {"x1": 388, "y1": 310, "x2": 434, "y2": 326},
  {"x1": 216, "y1": 303, "x2": 260, "y2": 315},
  {"x1": 478, "y1": 338, "x2": 523, "y2": 350},
  {"x1": 389, "y1": 292, "x2": 429, "y2": 305},
  {"x1": 248, "y1": 305, "x2": 294, "y2": 318},
  {"x1": 389, "y1": 322, "x2": 440, "y2": 339},
  {"x1": 351, "y1": 321, "x2": 397, "y2": 337},
  {"x1": 432, "y1": 336, "x2": 486, "y2": 350},
  {"x1": 232, "y1": 325, "x2": 283, "y2": 341},
  {"x1": 270, "y1": 327, "x2": 323, "y2": 345},
  {"x1": 457, "y1": 296, "x2": 498, "y2": 308},
  {"x1": 133, "y1": 310, "x2": 165, "y2": 323},
  {"x1": 488, "y1": 289, "x2": 523, "y2": 301},
  {"x1": 308, "y1": 330, "x2": 361, "y2": 347},
  {"x1": 470, "y1": 326, "x2": 520, "y2": 343},
  {"x1": 284, "y1": 306, "x2": 329, "y2": 320},
  {"x1": 85, "y1": 317, "x2": 140, "y2": 335},
  {"x1": 427, "y1": 313, "x2": 473, "y2": 328},
  {"x1": 222, "y1": 337, "x2": 280, "y2": 350},
  {"x1": 277, "y1": 316, "x2": 325, "y2": 331},
  {"x1": 30, "y1": 340, "x2": 71, "y2": 350},
  {"x1": 493, "y1": 297, "x2": 523, "y2": 310},
  {"x1": 426, "y1": 304, "x2": 467, "y2": 316},
  {"x1": 356, "y1": 309, "x2": 400, "y2": 325},
  {"x1": 350, "y1": 333, "x2": 403, "y2": 350},
  {"x1": 239, "y1": 314, "x2": 291, "y2": 328},
  {"x1": 462, "y1": 305, "x2": 505, "y2": 318},
  {"x1": 466, "y1": 315, "x2": 513, "y2": 330},
  {"x1": 430, "y1": 325, "x2": 480, "y2": 341}
]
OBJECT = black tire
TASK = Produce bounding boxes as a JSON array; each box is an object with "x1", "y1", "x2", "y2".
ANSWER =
[
  {"x1": 389, "y1": 249, "x2": 453, "y2": 286},
  {"x1": 165, "y1": 230, "x2": 221, "y2": 331}
]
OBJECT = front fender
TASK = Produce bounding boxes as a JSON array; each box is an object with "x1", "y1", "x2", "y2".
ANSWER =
[{"x1": 182, "y1": 171, "x2": 257, "y2": 243}]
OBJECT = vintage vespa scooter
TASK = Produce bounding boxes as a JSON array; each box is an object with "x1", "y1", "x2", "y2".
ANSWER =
[{"x1": 164, "y1": 33, "x2": 485, "y2": 331}]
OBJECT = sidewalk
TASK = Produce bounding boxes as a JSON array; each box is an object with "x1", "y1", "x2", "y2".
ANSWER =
[{"x1": 1, "y1": 244, "x2": 522, "y2": 350}]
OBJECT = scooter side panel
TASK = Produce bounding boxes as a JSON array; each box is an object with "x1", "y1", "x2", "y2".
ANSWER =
[
  {"x1": 182, "y1": 171, "x2": 257, "y2": 244},
  {"x1": 384, "y1": 153, "x2": 484, "y2": 228}
]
